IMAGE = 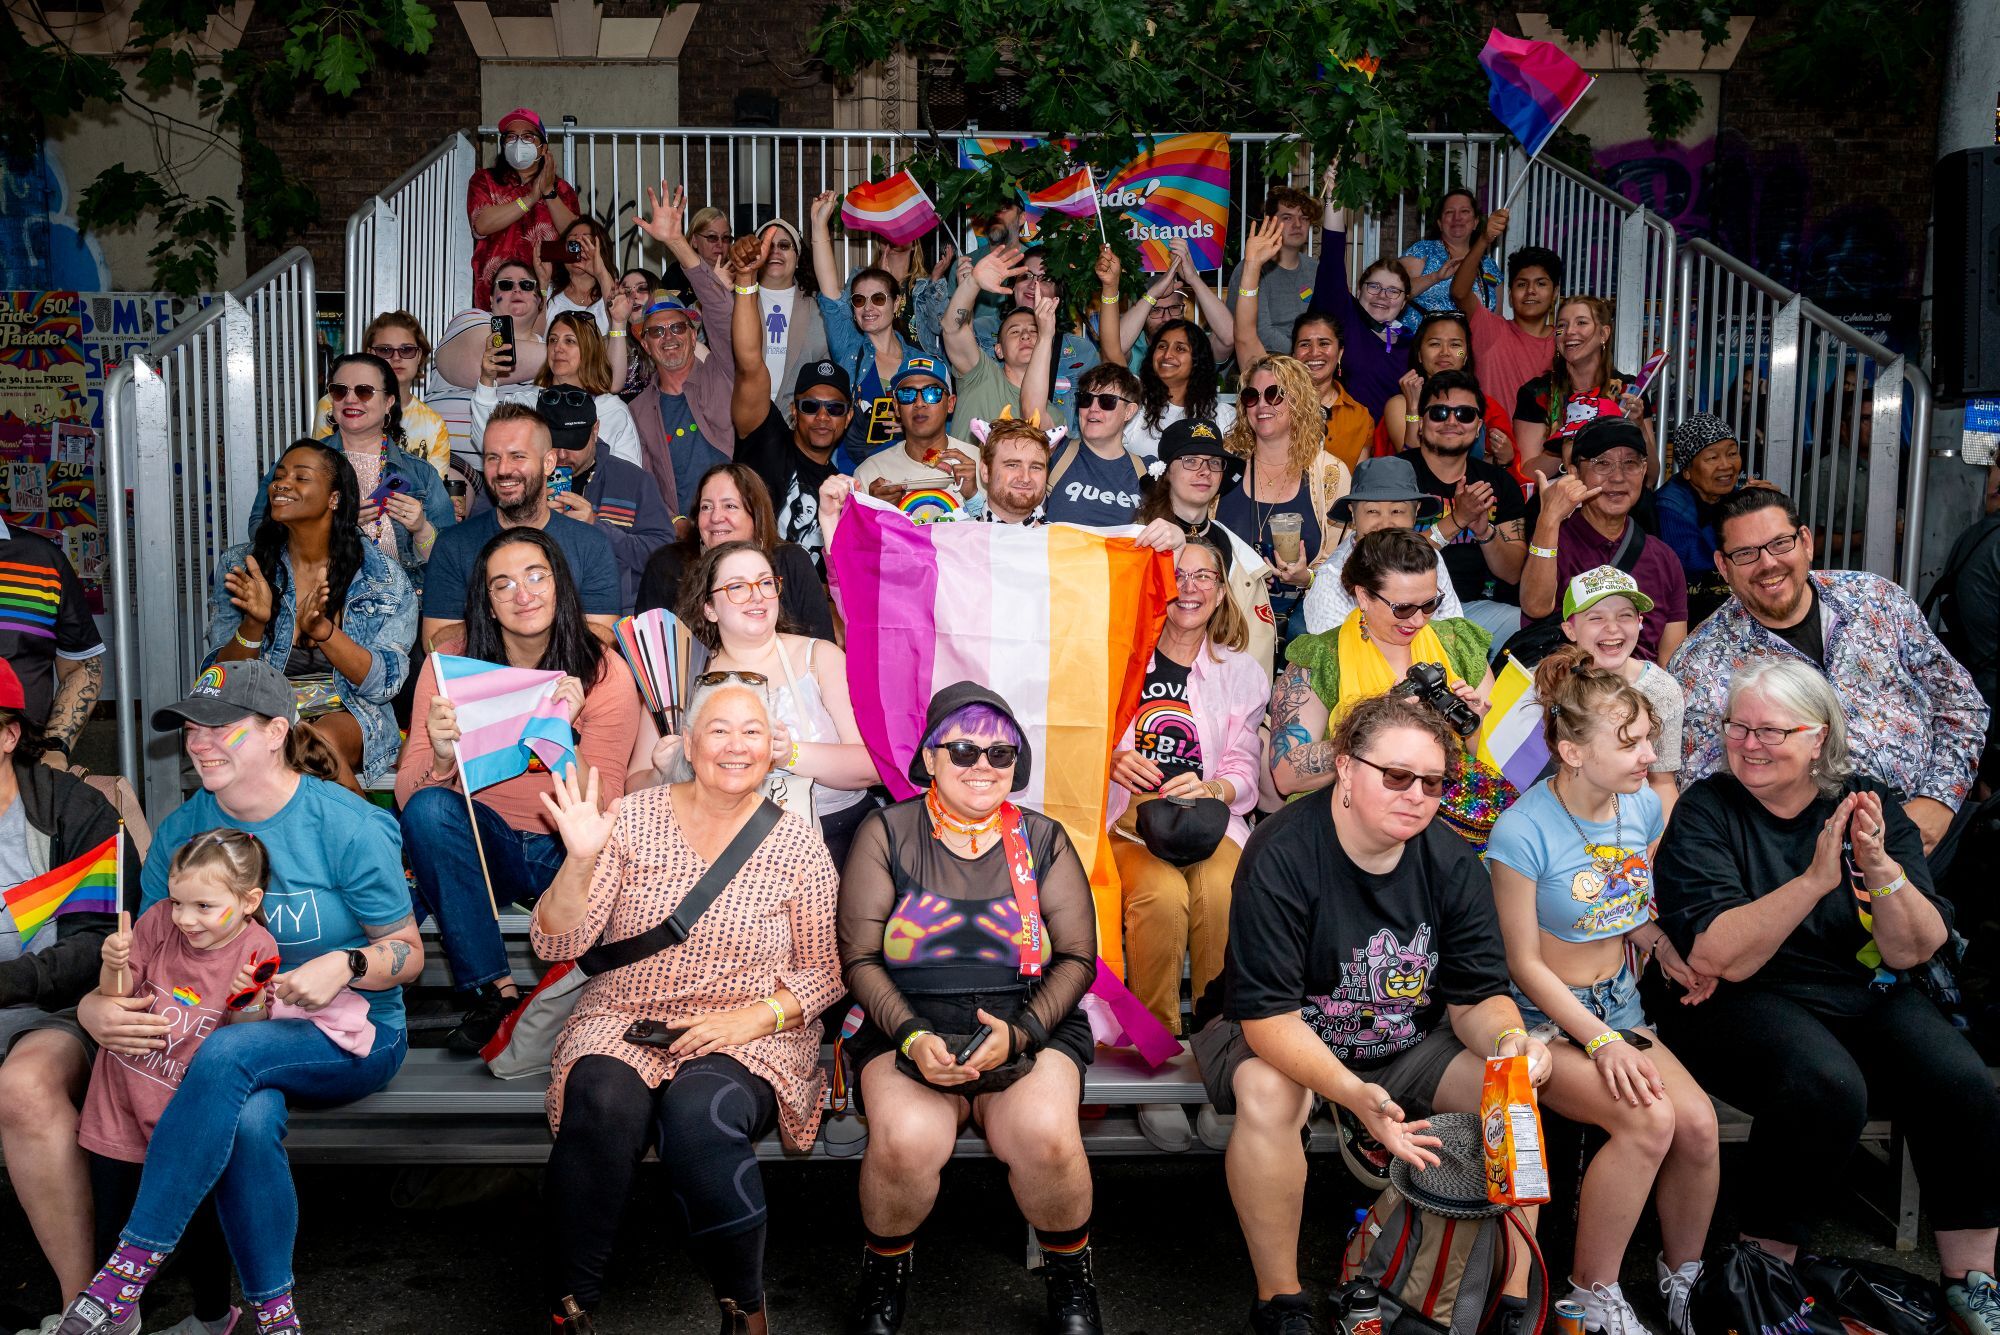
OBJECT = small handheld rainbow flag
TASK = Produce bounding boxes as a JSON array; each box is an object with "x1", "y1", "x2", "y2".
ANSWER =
[
  {"x1": 4, "y1": 834, "x2": 118, "y2": 945},
  {"x1": 898, "y1": 488, "x2": 961, "y2": 524},
  {"x1": 840, "y1": 171, "x2": 942, "y2": 248}
]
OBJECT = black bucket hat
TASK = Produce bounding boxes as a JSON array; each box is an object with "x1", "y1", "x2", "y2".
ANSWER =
[{"x1": 908, "y1": 680, "x2": 1033, "y2": 792}]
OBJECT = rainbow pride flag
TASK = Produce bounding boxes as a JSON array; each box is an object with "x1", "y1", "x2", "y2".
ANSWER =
[
  {"x1": 1475, "y1": 656, "x2": 1552, "y2": 793},
  {"x1": 841, "y1": 171, "x2": 942, "y2": 248},
  {"x1": 827, "y1": 496, "x2": 1174, "y2": 975},
  {"x1": 1478, "y1": 29, "x2": 1595, "y2": 159},
  {"x1": 4, "y1": 834, "x2": 118, "y2": 945},
  {"x1": 0, "y1": 561, "x2": 62, "y2": 640}
]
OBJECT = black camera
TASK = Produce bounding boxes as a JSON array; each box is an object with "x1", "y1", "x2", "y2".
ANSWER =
[{"x1": 1391, "y1": 661, "x2": 1480, "y2": 737}]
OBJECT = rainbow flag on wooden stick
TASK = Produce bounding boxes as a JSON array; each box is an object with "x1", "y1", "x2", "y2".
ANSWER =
[
  {"x1": 827, "y1": 496, "x2": 1174, "y2": 975},
  {"x1": 4, "y1": 834, "x2": 118, "y2": 945}
]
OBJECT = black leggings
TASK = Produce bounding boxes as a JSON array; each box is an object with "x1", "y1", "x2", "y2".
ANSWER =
[
  {"x1": 88, "y1": 1153, "x2": 234, "y2": 1321},
  {"x1": 1656, "y1": 980, "x2": 2000, "y2": 1245},
  {"x1": 545, "y1": 1053, "x2": 779, "y2": 1311}
]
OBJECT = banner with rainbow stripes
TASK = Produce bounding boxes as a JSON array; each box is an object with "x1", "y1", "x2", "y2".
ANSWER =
[
  {"x1": 827, "y1": 496, "x2": 1174, "y2": 975},
  {"x1": 3, "y1": 833, "x2": 118, "y2": 944}
]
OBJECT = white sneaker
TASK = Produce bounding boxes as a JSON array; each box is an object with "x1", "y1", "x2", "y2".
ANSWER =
[
  {"x1": 1195, "y1": 1106, "x2": 1233, "y2": 1151},
  {"x1": 15, "y1": 1316, "x2": 62, "y2": 1335},
  {"x1": 819, "y1": 1111, "x2": 869, "y2": 1159},
  {"x1": 1655, "y1": 1255, "x2": 1700, "y2": 1335},
  {"x1": 1574, "y1": 1280, "x2": 1659, "y2": 1335},
  {"x1": 1135, "y1": 1103, "x2": 1192, "y2": 1152},
  {"x1": 152, "y1": 1310, "x2": 243, "y2": 1335}
]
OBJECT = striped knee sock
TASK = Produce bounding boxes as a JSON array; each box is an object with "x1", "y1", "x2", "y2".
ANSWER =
[
  {"x1": 1035, "y1": 1221, "x2": 1090, "y2": 1259},
  {"x1": 864, "y1": 1229, "x2": 916, "y2": 1259}
]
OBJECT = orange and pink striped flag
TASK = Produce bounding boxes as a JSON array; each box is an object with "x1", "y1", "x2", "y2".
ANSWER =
[{"x1": 840, "y1": 171, "x2": 942, "y2": 248}]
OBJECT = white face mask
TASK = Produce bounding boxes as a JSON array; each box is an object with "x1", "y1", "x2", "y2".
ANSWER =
[{"x1": 503, "y1": 139, "x2": 540, "y2": 172}]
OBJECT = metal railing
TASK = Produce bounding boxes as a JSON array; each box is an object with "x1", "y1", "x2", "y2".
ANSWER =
[
  {"x1": 345, "y1": 134, "x2": 478, "y2": 355},
  {"x1": 1671, "y1": 238, "x2": 1930, "y2": 588},
  {"x1": 105, "y1": 248, "x2": 319, "y2": 817}
]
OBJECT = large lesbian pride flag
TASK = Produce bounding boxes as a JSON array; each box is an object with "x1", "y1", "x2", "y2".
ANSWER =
[
  {"x1": 827, "y1": 497, "x2": 1174, "y2": 975},
  {"x1": 1478, "y1": 29, "x2": 1595, "y2": 159}
]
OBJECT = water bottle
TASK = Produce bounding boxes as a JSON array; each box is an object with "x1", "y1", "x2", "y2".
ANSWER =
[{"x1": 1342, "y1": 1281, "x2": 1382, "y2": 1335}]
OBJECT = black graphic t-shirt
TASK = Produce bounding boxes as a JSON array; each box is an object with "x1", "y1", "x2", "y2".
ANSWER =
[
  {"x1": 737, "y1": 405, "x2": 837, "y2": 578},
  {"x1": 1209, "y1": 793, "x2": 1510, "y2": 1070},
  {"x1": 1132, "y1": 655, "x2": 1203, "y2": 780}
]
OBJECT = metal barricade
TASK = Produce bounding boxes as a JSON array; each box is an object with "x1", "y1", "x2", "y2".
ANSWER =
[
  {"x1": 106, "y1": 249, "x2": 319, "y2": 816},
  {"x1": 1671, "y1": 237, "x2": 1930, "y2": 589},
  {"x1": 345, "y1": 134, "x2": 477, "y2": 355}
]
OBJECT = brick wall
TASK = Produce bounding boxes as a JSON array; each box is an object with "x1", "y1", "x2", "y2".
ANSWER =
[{"x1": 675, "y1": 0, "x2": 834, "y2": 129}]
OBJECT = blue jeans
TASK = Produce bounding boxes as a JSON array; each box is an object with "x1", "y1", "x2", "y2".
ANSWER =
[
  {"x1": 120, "y1": 1018, "x2": 406, "y2": 1300},
  {"x1": 401, "y1": 787, "x2": 566, "y2": 991}
]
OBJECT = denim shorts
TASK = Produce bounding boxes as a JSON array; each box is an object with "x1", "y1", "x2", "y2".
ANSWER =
[{"x1": 1511, "y1": 961, "x2": 1649, "y2": 1034}]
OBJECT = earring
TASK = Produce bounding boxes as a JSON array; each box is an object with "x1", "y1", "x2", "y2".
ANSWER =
[
  {"x1": 1341, "y1": 786, "x2": 1352, "y2": 809},
  {"x1": 1358, "y1": 610, "x2": 1370, "y2": 641}
]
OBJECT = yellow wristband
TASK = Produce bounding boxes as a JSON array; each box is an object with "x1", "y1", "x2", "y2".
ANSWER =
[
  {"x1": 1528, "y1": 543, "x2": 1557, "y2": 560},
  {"x1": 1491, "y1": 1026, "x2": 1527, "y2": 1056},
  {"x1": 1142, "y1": 293, "x2": 1159, "y2": 307},
  {"x1": 1098, "y1": 294, "x2": 1119, "y2": 305},
  {"x1": 1237, "y1": 287, "x2": 1259, "y2": 298},
  {"x1": 1585, "y1": 1031, "x2": 1624, "y2": 1057},
  {"x1": 787, "y1": 739, "x2": 802, "y2": 770},
  {"x1": 516, "y1": 196, "x2": 530, "y2": 214},
  {"x1": 763, "y1": 997, "x2": 786, "y2": 1032},
  {"x1": 1404, "y1": 414, "x2": 1420, "y2": 424},
  {"x1": 1868, "y1": 871, "x2": 1908, "y2": 898},
  {"x1": 607, "y1": 329, "x2": 627, "y2": 338},
  {"x1": 734, "y1": 284, "x2": 758, "y2": 296},
  {"x1": 900, "y1": 1029, "x2": 931, "y2": 1058}
]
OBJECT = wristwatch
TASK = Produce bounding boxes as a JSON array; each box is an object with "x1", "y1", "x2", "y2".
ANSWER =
[{"x1": 346, "y1": 948, "x2": 369, "y2": 979}]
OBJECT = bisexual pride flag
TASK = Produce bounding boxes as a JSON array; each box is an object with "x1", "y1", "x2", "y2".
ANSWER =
[
  {"x1": 434, "y1": 654, "x2": 576, "y2": 791},
  {"x1": 1479, "y1": 29, "x2": 1595, "y2": 158},
  {"x1": 826, "y1": 495, "x2": 1175, "y2": 974}
]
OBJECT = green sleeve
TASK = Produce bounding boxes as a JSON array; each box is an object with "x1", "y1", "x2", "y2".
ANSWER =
[{"x1": 1433, "y1": 617, "x2": 1494, "y2": 684}]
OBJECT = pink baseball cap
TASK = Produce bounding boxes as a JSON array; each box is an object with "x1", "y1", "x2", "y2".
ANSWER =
[{"x1": 498, "y1": 107, "x2": 544, "y2": 138}]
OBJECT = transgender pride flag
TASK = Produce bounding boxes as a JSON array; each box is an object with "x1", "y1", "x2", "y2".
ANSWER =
[
  {"x1": 434, "y1": 654, "x2": 576, "y2": 791},
  {"x1": 1479, "y1": 29, "x2": 1595, "y2": 158},
  {"x1": 827, "y1": 496, "x2": 1174, "y2": 975}
]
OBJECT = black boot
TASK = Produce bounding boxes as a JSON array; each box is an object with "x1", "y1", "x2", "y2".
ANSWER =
[
  {"x1": 717, "y1": 1298, "x2": 767, "y2": 1335},
  {"x1": 1041, "y1": 1245, "x2": 1103, "y2": 1335},
  {"x1": 551, "y1": 1296, "x2": 596, "y2": 1334},
  {"x1": 846, "y1": 1247, "x2": 913, "y2": 1335},
  {"x1": 448, "y1": 982, "x2": 521, "y2": 1055}
]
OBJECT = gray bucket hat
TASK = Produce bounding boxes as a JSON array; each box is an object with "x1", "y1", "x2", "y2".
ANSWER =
[{"x1": 1329, "y1": 455, "x2": 1445, "y2": 526}]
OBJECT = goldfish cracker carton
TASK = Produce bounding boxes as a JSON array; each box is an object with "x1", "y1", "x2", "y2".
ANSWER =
[{"x1": 1481, "y1": 1054, "x2": 1550, "y2": 1205}]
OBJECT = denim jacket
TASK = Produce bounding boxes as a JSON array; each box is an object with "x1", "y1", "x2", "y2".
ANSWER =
[
  {"x1": 247, "y1": 444, "x2": 455, "y2": 579},
  {"x1": 817, "y1": 280, "x2": 928, "y2": 467},
  {"x1": 206, "y1": 539, "x2": 418, "y2": 784}
]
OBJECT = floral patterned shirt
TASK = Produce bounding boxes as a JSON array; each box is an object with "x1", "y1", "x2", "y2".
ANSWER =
[{"x1": 1669, "y1": 570, "x2": 1989, "y2": 809}]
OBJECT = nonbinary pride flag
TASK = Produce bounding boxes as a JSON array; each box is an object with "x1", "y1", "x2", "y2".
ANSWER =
[
  {"x1": 4, "y1": 834, "x2": 117, "y2": 945},
  {"x1": 827, "y1": 496, "x2": 1174, "y2": 976},
  {"x1": 841, "y1": 171, "x2": 942, "y2": 248},
  {"x1": 1475, "y1": 655, "x2": 1552, "y2": 793},
  {"x1": 434, "y1": 654, "x2": 576, "y2": 792},
  {"x1": 1478, "y1": 29, "x2": 1595, "y2": 158},
  {"x1": 1026, "y1": 166, "x2": 1100, "y2": 220}
]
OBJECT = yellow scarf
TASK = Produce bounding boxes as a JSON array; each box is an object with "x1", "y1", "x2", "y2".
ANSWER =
[{"x1": 1333, "y1": 608, "x2": 1459, "y2": 723}]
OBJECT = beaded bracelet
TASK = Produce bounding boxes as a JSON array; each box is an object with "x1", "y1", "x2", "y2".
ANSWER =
[
  {"x1": 763, "y1": 997, "x2": 786, "y2": 1032},
  {"x1": 1528, "y1": 543, "x2": 1557, "y2": 560},
  {"x1": 1585, "y1": 1031, "x2": 1624, "y2": 1057},
  {"x1": 1491, "y1": 1026, "x2": 1527, "y2": 1055}
]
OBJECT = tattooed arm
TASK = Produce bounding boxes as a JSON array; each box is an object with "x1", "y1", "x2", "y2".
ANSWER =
[
  {"x1": 43, "y1": 654, "x2": 102, "y2": 765},
  {"x1": 356, "y1": 914, "x2": 425, "y2": 991},
  {"x1": 1269, "y1": 664, "x2": 1338, "y2": 796}
]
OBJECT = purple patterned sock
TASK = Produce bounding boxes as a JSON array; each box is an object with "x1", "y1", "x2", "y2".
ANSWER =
[
  {"x1": 82, "y1": 1242, "x2": 170, "y2": 1318},
  {"x1": 253, "y1": 1292, "x2": 301, "y2": 1333}
]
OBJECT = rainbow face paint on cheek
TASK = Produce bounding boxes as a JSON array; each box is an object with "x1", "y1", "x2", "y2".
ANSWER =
[
  {"x1": 218, "y1": 906, "x2": 234, "y2": 928},
  {"x1": 224, "y1": 726, "x2": 251, "y2": 750}
]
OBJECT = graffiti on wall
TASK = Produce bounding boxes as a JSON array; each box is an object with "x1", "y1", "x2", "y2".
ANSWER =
[{"x1": 0, "y1": 143, "x2": 111, "y2": 292}]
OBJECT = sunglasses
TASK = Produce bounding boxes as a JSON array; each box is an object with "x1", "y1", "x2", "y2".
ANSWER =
[
  {"x1": 369, "y1": 343, "x2": 422, "y2": 361},
  {"x1": 707, "y1": 577, "x2": 782, "y2": 604},
  {"x1": 1365, "y1": 588, "x2": 1446, "y2": 620},
  {"x1": 1424, "y1": 404, "x2": 1482, "y2": 424},
  {"x1": 1081, "y1": 392, "x2": 1133, "y2": 411},
  {"x1": 797, "y1": 398, "x2": 850, "y2": 417},
  {"x1": 540, "y1": 387, "x2": 592, "y2": 409},
  {"x1": 938, "y1": 740, "x2": 1020, "y2": 769},
  {"x1": 894, "y1": 384, "x2": 948, "y2": 405},
  {"x1": 1241, "y1": 385, "x2": 1287, "y2": 406},
  {"x1": 226, "y1": 954, "x2": 281, "y2": 1011},
  {"x1": 493, "y1": 278, "x2": 537, "y2": 293},
  {"x1": 695, "y1": 669, "x2": 770, "y2": 688},
  {"x1": 327, "y1": 383, "x2": 380, "y2": 402},
  {"x1": 851, "y1": 291, "x2": 893, "y2": 309},
  {"x1": 644, "y1": 321, "x2": 694, "y2": 340},
  {"x1": 1348, "y1": 753, "x2": 1447, "y2": 797}
]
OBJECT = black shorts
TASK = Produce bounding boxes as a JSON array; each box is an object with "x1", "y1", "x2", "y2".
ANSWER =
[{"x1": 1190, "y1": 1015, "x2": 1466, "y2": 1117}]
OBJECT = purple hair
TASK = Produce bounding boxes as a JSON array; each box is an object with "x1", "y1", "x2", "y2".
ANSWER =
[{"x1": 922, "y1": 703, "x2": 1023, "y2": 750}]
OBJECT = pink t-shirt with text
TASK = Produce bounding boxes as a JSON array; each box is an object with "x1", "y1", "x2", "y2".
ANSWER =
[
  {"x1": 78, "y1": 904, "x2": 278, "y2": 1162},
  {"x1": 1466, "y1": 302, "x2": 1556, "y2": 431}
]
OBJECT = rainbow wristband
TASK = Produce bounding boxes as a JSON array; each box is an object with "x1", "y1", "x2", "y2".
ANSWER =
[{"x1": 1585, "y1": 1031, "x2": 1623, "y2": 1057}]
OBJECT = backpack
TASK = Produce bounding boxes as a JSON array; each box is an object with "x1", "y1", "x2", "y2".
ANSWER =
[
  {"x1": 1338, "y1": 1113, "x2": 1549, "y2": 1335},
  {"x1": 1339, "y1": 1185, "x2": 1547, "y2": 1335},
  {"x1": 1922, "y1": 518, "x2": 2000, "y2": 674}
]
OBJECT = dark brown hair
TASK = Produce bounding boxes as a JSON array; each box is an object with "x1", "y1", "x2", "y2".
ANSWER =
[
  {"x1": 1327, "y1": 693, "x2": 1459, "y2": 778},
  {"x1": 676, "y1": 540, "x2": 801, "y2": 650},
  {"x1": 1341, "y1": 527, "x2": 1437, "y2": 598}
]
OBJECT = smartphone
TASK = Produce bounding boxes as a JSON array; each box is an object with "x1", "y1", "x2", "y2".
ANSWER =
[
  {"x1": 488, "y1": 315, "x2": 515, "y2": 370},
  {"x1": 550, "y1": 464, "x2": 573, "y2": 498},
  {"x1": 953, "y1": 1024, "x2": 992, "y2": 1065},
  {"x1": 366, "y1": 471, "x2": 408, "y2": 508},
  {"x1": 539, "y1": 239, "x2": 568, "y2": 266},
  {"x1": 623, "y1": 1019, "x2": 687, "y2": 1049}
]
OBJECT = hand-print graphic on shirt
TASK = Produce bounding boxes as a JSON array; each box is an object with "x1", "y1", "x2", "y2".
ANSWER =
[
  {"x1": 1569, "y1": 844, "x2": 1652, "y2": 937},
  {"x1": 881, "y1": 890, "x2": 1049, "y2": 968},
  {"x1": 1300, "y1": 925, "x2": 1437, "y2": 1064}
]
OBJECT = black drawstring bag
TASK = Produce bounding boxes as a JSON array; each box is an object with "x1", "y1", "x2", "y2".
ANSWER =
[
  {"x1": 1798, "y1": 1256, "x2": 1951, "y2": 1335},
  {"x1": 1690, "y1": 1243, "x2": 1845, "y2": 1335}
]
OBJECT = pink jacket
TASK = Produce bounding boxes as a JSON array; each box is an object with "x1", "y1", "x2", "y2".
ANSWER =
[{"x1": 1105, "y1": 641, "x2": 1270, "y2": 849}]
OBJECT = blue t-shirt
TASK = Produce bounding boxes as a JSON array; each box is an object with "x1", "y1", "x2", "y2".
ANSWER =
[
  {"x1": 141, "y1": 778, "x2": 414, "y2": 1029},
  {"x1": 420, "y1": 510, "x2": 621, "y2": 622},
  {"x1": 1042, "y1": 442, "x2": 1144, "y2": 527},
  {"x1": 1485, "y1": 780, "x2": 1665, "y2": 944}
]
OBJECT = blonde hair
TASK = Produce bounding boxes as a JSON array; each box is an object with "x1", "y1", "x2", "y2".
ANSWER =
[
  {"x1": 538, "y1": 310, "x2": 614, "y2": 396},
  {"x1": 169, "y1": 828, "x2": 270, "y2": 923},
  {"x1": 1224, "y1": 355, "x2": 1325, "y2": 472},
  {"x1": 1181, "y1": 536, "x2": 1248, "y2": 659}
]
